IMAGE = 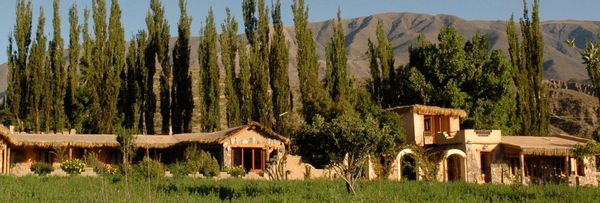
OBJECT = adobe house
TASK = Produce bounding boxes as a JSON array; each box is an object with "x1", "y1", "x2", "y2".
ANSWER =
[
  {"x1": 0, "y1": 122, "x2": 289, "y2": 175},
  {"x1": 386, "y1": 104, "x2": 598, "y2": 186}
]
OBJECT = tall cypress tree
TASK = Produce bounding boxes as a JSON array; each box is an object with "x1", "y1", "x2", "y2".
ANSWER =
[
  {"x1": 172, "y1": 0, "x2": 193, "y2": 133},
  {"x1": 270, "y1": 0, "x2": 291, "y2": 134},
  {"x1": 65, "y1": 4, "x2": 80, "y2": 130},
  {"x1": 325, "y1": 9, "x2": 351, "y2": 113},
  {"x1": 49, "y1": 0, "x2": 66, "y2": 133},
  {"x1": 220, "y1": 8, "x2": 241, "y2": 127},
  {"x1": 507, "y1": 0, "x2": 548, "y2": 136},
  {"x1": 27, "y1": 7, "x2": 46, "y2": 133},
  {"x1": 7, "y1": 0, "x2": 33, "y2": 131},
  {"x1": 292, "y1": 0, "x2": 329, "y2": 121},
  {"x1": 238, "y1": 39, "x2": 252, "y2": 124},
  {"x1": 198, "y1": 9, "x2": 220, "y2": 132}
]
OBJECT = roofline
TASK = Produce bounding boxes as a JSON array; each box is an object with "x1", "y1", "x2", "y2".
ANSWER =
[{"x1": 0, "y1": 122, "x2": 291, "y2": 148}]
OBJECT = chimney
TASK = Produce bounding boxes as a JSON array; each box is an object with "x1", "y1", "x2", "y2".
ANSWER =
[
  {"x1": 9, "y1": 125, "x2": 14, "y2": 134},
  {"x1": 70, "y1": 129, "x2": 77, "y2": 135}
]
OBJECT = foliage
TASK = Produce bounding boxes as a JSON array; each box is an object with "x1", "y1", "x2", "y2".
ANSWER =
[
  {"x1": 238, "y1": 39, "x2": 253, "y2": 124},
  {"x1": 133, "y1": 157, "x2": 165, "y2": 179},
  {"x1": 198, "y1": 9, "x2": 221, "y2": 132},
  {"x1": 506, "y1": 0, "x2": 549, "y2": 136},
  {"x1": 405, "y1": 145, "x2": 444, "y2": 181},
  {"x1": 61, "y1": 159, "x2": 86, "y2": 175},
  {"x1": 265, "y1": 152, "x2": 288, "y2": 180},
  {"x1": 572, "y1": 141, "x2": 600, "y2": 160},
  {"x1": 51, "y1": 146, "x2": 68, "y2": 163},
  {"x1": 30, "y1": 162, "x2": 53, "y2": 176},
  {"x1": 225, "y1": 166, "x2": 247, "y2": 178}
]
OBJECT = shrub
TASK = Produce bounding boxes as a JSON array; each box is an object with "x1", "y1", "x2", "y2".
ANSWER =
[
  {"x1": 134, "y1": 157, "x2": 165, "y2": 179},
  {"x1": 30, "y1": 162, "x2": 53, "y2": 176},
  {"x1": 167, "y1": 162, "x2": 195, "y2": 178},
  {"x1": 61, "y1": 159, "x2": 86, "y2": 175},
  {"x1": 225, "y1": 166, "x2": 246, "y2": 178},
  {"x1": 184, "y1": 146, "x2": 220, "y2": 177}
]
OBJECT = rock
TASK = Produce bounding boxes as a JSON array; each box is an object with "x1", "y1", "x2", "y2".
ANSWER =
[
  {"x1": 80, "y1": 167, "x2": 98, "y2": 177},
  {"x1": 50, "y1": 169, "x2": 68, "y2": 177},
  {"x1": 10, "y1": 163, "x2": 33, "y2": 177},
  {"x1": 164, "y1": 171, "x2": 173, "y2": 178},
  {"x1": 243, "y1": 171, "x2": 264, "y2": 180},
  {"x1": 188, "y1": 172, "x2": 204, "y2": 178}
]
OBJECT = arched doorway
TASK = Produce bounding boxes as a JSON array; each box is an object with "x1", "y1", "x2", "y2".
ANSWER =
[
  {"x1": 396, "y1": 149, "x2": 418, "y2": 181},
  {"x1": 444, "y1": 149, "x2": 466, "y2": 181}
]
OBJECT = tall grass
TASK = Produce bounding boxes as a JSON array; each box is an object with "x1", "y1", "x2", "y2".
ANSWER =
[{"x1": 0, "y1": 176, "x2": 598, "y2": 202}]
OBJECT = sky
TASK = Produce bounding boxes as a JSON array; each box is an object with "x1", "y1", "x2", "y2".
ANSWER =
[{"x1": 0, "y1": 0, "x2": 599, "y2": 63}]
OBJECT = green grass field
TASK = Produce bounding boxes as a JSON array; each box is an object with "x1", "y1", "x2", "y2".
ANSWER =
[{"x1": 0, "y1": 176, "x2": 599, "y2": 202}]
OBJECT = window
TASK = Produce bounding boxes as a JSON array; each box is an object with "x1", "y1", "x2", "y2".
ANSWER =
[{"x1": 424, "y1": 116, "x2": 431, "y2": 132}]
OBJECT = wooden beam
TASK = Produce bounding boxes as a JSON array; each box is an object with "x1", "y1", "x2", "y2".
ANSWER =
[{"x1": 519, "y1": 152, "x2": 525, "y2": 184}]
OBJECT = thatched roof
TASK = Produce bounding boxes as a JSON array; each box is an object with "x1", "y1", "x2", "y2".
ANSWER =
[
  {"x1": 0, "y1": 122, "x2": 290, "y2": 149},
  {"x1": 501, "y1": 135, "x2": 589, "y2": 157},
  {"x1": 387, "y1": 104, "x2": 468, "y2": 118},
  {"x1": 174, "y1": 122, "x2": 290, "y2": 145}
]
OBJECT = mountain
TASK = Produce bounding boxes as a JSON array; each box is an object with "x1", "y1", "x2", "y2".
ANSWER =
[{"x1": 0, "y1": 12, "x2": 598, "y2": 137}]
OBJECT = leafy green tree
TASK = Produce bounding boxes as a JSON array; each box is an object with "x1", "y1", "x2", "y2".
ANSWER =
[
  {"x1": 395, "y1": 28, "x2": 515, "y2": 132},
  {"x1": 292, "y1": 0, "x2": 329, "y2": 121},
  {"x1": 6, "y1": 0, "x2": 33, "y2": 130},
  {"x1": 506, "y1": 0, "x2": 549, "y2": 136},
  {"x1": 242, "y1": 0, "x2": 257, "y2": 46},
  {"x1": 49, "y1": 0, "x2": 66, "y2": 133},
  {"x1": 198, "y1": 9, "x2": 220, "y2": 132},
  {"x1": 26, "y1": 7, "x2": 45, "y2": 132},
  {"x1": 325, "y1": 9, "x2": 351, "y2": 115},
  {"x1": 172, "y1": 0, "x2": 193, "y2": 133},
  {"x1": 220, "y1": 8, "x2": 241, "y2": 127},
  {"x1": 237, "y1": 39, "x2": 252, "y2": 124},
  {"x1": 294, "y1": 112, "x2": 402, "y2": 195},
  {"x1": 65, "y1": 4, "x2": 80, "y2": 130},
  {"x1": 270, "y1": 0, "x2": 291, "y2": 134}
]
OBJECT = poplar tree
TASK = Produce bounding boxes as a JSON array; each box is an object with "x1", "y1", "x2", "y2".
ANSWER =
[
  {"x1": 65, "y1": 4, "x2": 80, "y2": 130},
  {"x1": 220, "y1": 8, "x2": 241, "y2": 127},
  {"x1": 238, "y1": 39, "x2": 252, "y2": 123},
  {"x1": 101, "y1": 0, "x2": 125, "y2": 133},
  {"x1": 119, "y1": 31, "x2": 146, "y2": 130},
  {"x1": 49, "y1": 0, "x2": 66, "y2": 133},
  {"x1": 27, "y1": 7, "x2": 46, "y2": 133},
  {"x1": 144, "y1": 0, "x2": 169, "y2": 134},
  {"x1": 198, "y1": 9, "x2": 220, "y2": 132},
  {"x1": 156, "y1": 3, "x2": 172, "y2": 135},
  {"x1": 292, "y1": 0, "x2": 329, "y2": 121},
  {"x1": 367, "y1": 20, "x2": 396, "y2": 107},
  {"x1": 251, "y1": 0, "x2": 274, "y2": 128},
  {"x1": 325, "y1": 9, "x2": 351, "y2": 113},
  {"x1": 507, "y1": 0, "x2": 549, "y2": 136},
  {"x1": 78, "y1": 8, "x2": 94, "y2": 132},
  {"x1": 6, "y1": 0, "x2": 33, "y2": 130},
  {"x1": 172, "y1": 0, "x2": 193, "y2": 133},
  {"x1": 270, "y1": 0, "x2": 291, "y2": 134}
]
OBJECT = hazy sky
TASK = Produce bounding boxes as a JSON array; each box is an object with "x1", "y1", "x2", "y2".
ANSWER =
[{"x1": 1, "y1": 0, "x2": 599, "y2": 63}]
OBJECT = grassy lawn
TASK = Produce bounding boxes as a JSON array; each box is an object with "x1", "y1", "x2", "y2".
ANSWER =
[{"x1": 0, "y1": 176, "x2": 599, "y2": 202}]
